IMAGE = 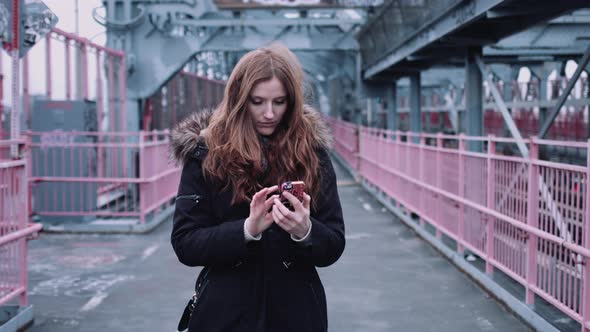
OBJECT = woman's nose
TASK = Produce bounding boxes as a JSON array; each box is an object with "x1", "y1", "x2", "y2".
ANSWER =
[{"x1": 263, "y1": 103, "x2": 274, "y2": 119}]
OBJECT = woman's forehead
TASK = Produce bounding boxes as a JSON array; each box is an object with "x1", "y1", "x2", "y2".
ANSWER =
[{"x1": 250, "y1": 77, "x2": 286, "y2": 98}]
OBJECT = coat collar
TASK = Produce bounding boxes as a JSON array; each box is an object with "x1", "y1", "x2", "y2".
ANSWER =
[{"x1": 170, "y1": 105, "x2": 333, "y2": 165}]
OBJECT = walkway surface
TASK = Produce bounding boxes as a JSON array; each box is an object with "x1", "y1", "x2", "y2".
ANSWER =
[{"x1": 25, "y1": 158, "x2": 532, "y2": 332}]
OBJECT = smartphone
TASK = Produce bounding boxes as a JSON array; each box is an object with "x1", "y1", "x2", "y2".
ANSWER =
[{"x1": 280, "y1": 181, "x2": 305, "y2": 209}]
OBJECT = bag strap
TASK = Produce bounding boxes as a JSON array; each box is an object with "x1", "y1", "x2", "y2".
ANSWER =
[
  {"x1": 177, "y1": 296, "x2": 195, "y2": 331},
  {"x1": 177, "y1": 267, "x2": 211, "y2": 331}
]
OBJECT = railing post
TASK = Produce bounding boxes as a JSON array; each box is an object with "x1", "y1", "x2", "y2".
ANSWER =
[
  {"x1": 138, "y1": 131, "x2": 146, "y2": 224},
  {"x1": 526, "y1": 137, "x2": 539, "y2": 306},
  {"x1": 435, "y1": 132, "x2": 443, "y2": 238},
  {"x1": 394, "y1": 130, "x2": 400, "y2": 211},
  {"x1": 458, "y1": 133, "x2": 465, "y2": 255},
  {"x1": 108, "y1": 54, "x2": 115, "y2": 132},
  {"x1": 26, "y1": 131, "x2": 32, "y2": 221},
  {"x1": 582, "y1": 138, "x2": 590, "y2": 332},
  {"x1": 96, "y1": 50, "x2": 103, "y2": 179},
  {"x1": 405, "y1": 132, "x2": 411, "y2": 208},
  {"x1": 382, "y1": 128, "x2": 387, "y2": 167},
  {"x1": 20, "y1": 138, "x2": 29, "y2": 306},
  {"x1": 163, "y1": 129, "x2": 170, "y2": 209},
  {"x1": 152, "y1": 129, "x2": 160, "y2": 212},
  {"x1": 82, "y1": 40, "x2": 89, "y2": 100},
  {"x1": 486, "y1": 135, "x2": 496, "y2": 275},
  {"x1": 419, "y1": 134, "x2": 425, "y2": 225},
  {"x1": 119, "y1": 55, "x2": 128, "y2": 177},
  {"x1": 65, "y1": 37, "x2": 71, "y2": 100},
  {"x1": 45, "y1": 33, "x2": 51, "y2": 98},
  {"x1": 0, "y1": 51, "x2": 3, "y2": 140},
  {"x1": 355, "y1": 124, "x2": 360, "y2": 172},
  {"x1": 23, "y1": 53, "x2": 30, "y2": 128}
]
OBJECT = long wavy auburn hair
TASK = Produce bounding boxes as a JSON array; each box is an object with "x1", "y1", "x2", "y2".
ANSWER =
[{"x1": 202, "y1": 43, "x2": 321, "y2": 207}]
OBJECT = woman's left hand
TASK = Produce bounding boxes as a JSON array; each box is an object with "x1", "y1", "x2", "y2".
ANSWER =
[{"x1": 272, "y1": 192, "x2": 311, "y2": 239}]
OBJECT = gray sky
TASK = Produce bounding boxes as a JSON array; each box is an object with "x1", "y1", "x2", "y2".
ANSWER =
[
  {"x1": 45, "y1": 0, "x2": 105, "y2": 44},
  {"x1": 1, "y1": 0, "x2": 106, "y2": 105}
]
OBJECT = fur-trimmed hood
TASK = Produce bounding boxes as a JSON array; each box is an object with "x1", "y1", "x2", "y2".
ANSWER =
[{"x1": 170, "y1": 105, "x2": 333, "y2": 165}]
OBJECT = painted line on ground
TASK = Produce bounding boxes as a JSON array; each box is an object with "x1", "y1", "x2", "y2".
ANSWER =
[
  {"x1": 336, "y1": 180, "x2": 357, "y2": 187},
  {"x1": 80, "y1": 293, "x2": 108, "y2": 312},
  {"x1": 141, "y1": 244, "x2": 160, "y2": 261}
]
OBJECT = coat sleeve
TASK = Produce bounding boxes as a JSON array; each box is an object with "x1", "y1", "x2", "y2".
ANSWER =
[
  {"x1": 292, "y1": 148, "x2": 346, "y2": 267},
  {"x1": 171, "y1": 157, "x2": 255, "y2": 267}
]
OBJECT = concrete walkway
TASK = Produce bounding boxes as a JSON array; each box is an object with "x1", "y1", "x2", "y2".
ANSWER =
[{"x1": 24, "y1": 158, "x2": 532, "y2": 331}]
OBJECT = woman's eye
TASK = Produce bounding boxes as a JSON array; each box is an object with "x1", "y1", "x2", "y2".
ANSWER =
[
  {"x1": 251, "y1": 100, "x2": 263, "y2": 105},
  {"x1": 274, "y1": 99, "x2": 286, "y2": 105}
]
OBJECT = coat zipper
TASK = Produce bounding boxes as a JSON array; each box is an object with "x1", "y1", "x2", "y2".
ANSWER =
[{"x1": 176, "y1": 194, "x2": 201, "y2": 203}]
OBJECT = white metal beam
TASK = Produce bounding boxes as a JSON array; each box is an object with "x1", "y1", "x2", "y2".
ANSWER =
[
  {"x1": 174, "y1": 17, "x2": 364, "y2": 27},
  {"x1": 538, "y1": 44, "x2": 590, "y2": 138},
  {"x1": 474, "y1": 55, "x2": 528, "y2": 156}
]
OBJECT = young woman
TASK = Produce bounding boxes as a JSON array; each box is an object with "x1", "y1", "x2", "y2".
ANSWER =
[{"x1": 170, "y1": 43, "x2": 345, "y2": 332}]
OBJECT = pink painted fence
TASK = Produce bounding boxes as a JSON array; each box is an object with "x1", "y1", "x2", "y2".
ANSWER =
[
  {"x1": 325, "y1": 116, "x2": 359, "y2": 171},
  {"x1": 0, "y1": 140, "x2": 42, "y2": 307},
  {"x1": 28, "y1": 131, "x2": 180, "y2": 224},
  {"x1": 328, "y1": 117, "x2": 590, "y2": 331}
]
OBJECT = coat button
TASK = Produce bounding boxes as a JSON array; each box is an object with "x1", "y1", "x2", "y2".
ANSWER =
[{"x1": 195, "y1": 151, "x2": 201, "y2": 156}]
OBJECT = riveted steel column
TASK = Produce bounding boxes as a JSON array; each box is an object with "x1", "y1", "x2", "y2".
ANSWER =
[
  {"x1": 529, "y1": 62, "x2": 559, "y2": 136},
  {"x1": 410, "y1": 73, "x2": 421, "y2": 143},
  {"x1": 466, "y1": 47, "x2": 483, "y2": 151},
  {"x1": 387, "y1": 81, "x2": 397, "y2": 133},
  {"x1": 355, "y1": 51, "x2": 363, "y2": 125}
]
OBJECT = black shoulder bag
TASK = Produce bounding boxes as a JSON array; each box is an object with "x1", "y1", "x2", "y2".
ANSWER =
[{"x1": 177, "y1": 267, "x2": 210, "y2": 331}]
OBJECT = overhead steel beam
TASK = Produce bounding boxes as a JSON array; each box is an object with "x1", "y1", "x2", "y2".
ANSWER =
[
  {"x1": 200, "y1": 27, "x2": 226, "y2": 48},
  {"x1": 486, "y1": 6, "x2": 564, "y2": 19},
  {"x1": 272, "y1": 26, "x2": 292, "y2": 40},
  {"x1": 105, "y1": 0, "x2": 364, "y2": 98},
  {"x1": 173, "y1": 17, "x2": 365, "y2": 27},
  {"x1": 440, "y1": 36, "x2": 498, "y2": 46},
  {"x1": 538, "y1": 43, "x2": 590, "y2": 138},
  {"x1": 364, "y1": 0, "x2": 505, "y2": 79},
  {"x1": 122, "y1": 23, "x2": 358, "y2": 97}
]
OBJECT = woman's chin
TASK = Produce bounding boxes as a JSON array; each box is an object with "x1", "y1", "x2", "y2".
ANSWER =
[{"x1": 257, "y1": 127, "x2": 276, "y2": 136}]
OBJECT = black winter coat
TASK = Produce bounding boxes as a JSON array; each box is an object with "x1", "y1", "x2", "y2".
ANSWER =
[{"x1": 170, "y1": 110, "x2": 345, "y2": 332}]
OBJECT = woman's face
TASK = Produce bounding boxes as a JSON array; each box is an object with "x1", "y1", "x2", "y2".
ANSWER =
[{"x1": 247, "y1": 76, "x2": 288, "y2": 136}]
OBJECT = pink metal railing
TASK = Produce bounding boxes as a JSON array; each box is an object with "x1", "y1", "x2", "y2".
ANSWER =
[
  {"x1": 328, "y1": 117, "x2": 590, "y2": 330},
  {"x1": 1, "y1": 26, "x2": 214, "y2": 226},
  {"x1": 28, "y1": 131, "x2": 180, "y2": 224},
  {"x1": 0, "y1": 139, "x2": 42, "y2": 307},
  {"x1": 0, "y1": 5, "x2": 38, "y2": 313},
  {"x1": 326, "y1": 117, "x2": 359, "y2": 171},
  {"x1": 40, "y1": 28, "x2": 126, "y2": 132}
]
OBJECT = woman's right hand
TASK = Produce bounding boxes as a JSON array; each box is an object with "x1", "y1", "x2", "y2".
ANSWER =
[{"x1": 245, "y1": 185, "x2": 279, "y2": 237}]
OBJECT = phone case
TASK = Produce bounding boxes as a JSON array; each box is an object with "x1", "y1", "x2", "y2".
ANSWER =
[{"x1": 280, "y1": 181, "x2": 305, "y2": 204}]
